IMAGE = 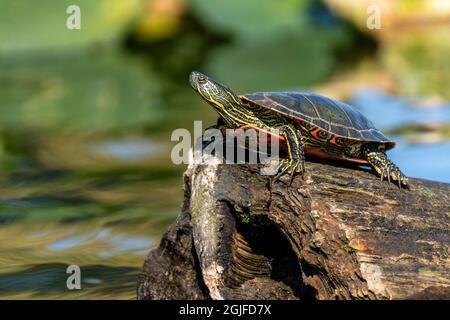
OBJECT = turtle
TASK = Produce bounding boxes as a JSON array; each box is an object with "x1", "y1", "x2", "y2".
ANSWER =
[{"x1": 189, "y1": 71, "x2": 408, "y2": 188}]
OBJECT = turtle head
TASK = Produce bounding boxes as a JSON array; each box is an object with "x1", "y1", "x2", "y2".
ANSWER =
[{"x1": 189, "y1": 71, "x2": 242, "y2": 112}]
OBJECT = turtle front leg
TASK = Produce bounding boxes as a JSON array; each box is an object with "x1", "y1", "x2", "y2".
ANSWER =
[
  {"x1": 275, "y1": 124, "x2": 305, "y2": 184},
  {"x1": 363, "y1": 144, "x2": 409, "y2": 189}
]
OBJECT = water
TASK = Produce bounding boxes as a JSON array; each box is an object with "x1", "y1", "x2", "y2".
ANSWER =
[
  {"x1": 0, "y1": 130, "x2": 184, "y2": 299},
  {"x1": 352, "y1": 88, "x2": 450, "y2": 183}
]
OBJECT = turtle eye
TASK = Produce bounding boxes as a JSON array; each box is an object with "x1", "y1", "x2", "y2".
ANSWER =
[{"x1": 197, "y1": 74, "x2": 207, "y2": 84}]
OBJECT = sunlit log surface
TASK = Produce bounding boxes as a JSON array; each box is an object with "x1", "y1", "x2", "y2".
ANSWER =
[{"x1": 138, "y1": 152, "x2": 450, "y2": 300}]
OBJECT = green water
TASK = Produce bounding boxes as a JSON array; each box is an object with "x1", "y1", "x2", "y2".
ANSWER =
[{"x1": 0, "y1": 0, "x2": 449, "y2": 299}]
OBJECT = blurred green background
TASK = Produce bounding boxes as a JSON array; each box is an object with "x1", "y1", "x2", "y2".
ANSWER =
[{"x1": 0, "y1": 0, "x2": 449, "y2": 299}]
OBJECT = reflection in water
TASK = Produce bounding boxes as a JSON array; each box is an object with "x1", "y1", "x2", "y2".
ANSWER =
[
  {"x1": 48, "y1": 228, "x2": 153, "y2": 256},
  {"x1": 352, "y1": 88, "x2": 450, "y2": 130},
  {"x1": 390, "y1": 142, "x2": 450, "y2": 183},
  {"x1": 0, "y1": 263, "x2": 139, "y2": 299},
  {"x1": 90, "y1": 138, "x2": 164, "y2": 161}
]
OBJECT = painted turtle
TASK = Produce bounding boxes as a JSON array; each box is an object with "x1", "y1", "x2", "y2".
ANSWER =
[{"x1": 189, "y1": 71, "x2": 408, "y2": 188}]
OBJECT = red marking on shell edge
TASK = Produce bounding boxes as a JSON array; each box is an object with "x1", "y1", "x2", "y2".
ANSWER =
[
  {"x1": 310, "y1": 128, "x2": 326, "y2": 141},
  {"x1": 329, "y1": 135, "x2": 338, "y2": 145},
  {"x1": 243, "y1": 129, "x2": 369, "y2": 164},
  {"x1": 304, "y1": 147, "x2": 368, "y2": 164}
]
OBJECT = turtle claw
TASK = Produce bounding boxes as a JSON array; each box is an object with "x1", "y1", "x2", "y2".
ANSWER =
[
  {"x1": 394, "y1": 169, "x2": 409, "y2": 190},
  {"x1": 379, "y1": 164, "x2": 408, "y2": 190},
  {"x1": 386, "y1": 167, "x2": 391, "y2": 185},
  {"x1": 274, "y1": 158, "x2": 304, "y2": 186},
  {"x1": 384, "y1": 165, "x2": 408, "y2": 190},
  {"x1": 365, "y1": 147, "x2": 409, "y2": 189},
  {"x1": 387, "y1": 165, "x2": 409, "y2": 190},
  {"x1": 289, "y1": 169, "x2": 295, "y2": 186},
  {"x1": 274, "y1": 159, "x2": 289, "y2": 182},
  {"x1": 300, "y1": 157, "x2": 305, "y2": 177}
]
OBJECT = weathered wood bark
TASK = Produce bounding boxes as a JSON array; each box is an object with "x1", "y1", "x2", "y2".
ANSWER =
[{"x1": 138, "y1": 152, "x2": 450, "y2": 300}]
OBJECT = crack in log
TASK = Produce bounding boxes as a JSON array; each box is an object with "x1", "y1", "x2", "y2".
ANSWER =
[{"x1": 223, "y1": 202, "x2": 317, "y2": 299}]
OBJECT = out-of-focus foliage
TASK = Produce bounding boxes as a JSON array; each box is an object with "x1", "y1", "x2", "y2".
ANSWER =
[
  {"x1": 382, "y1": 26, "x2": 450, "y2": 100},
  {"x1": 134, "y1": 0, "x2": 186, "y2": 41},
  {"x1": 189, "y1": 0, "x2": 311, "y2": 40},
  {"x1": 324, "y1": 0, "x2": 450, "y2": 34},
  {"x1": 165, "y1": 0, "x2": 352, "y2": 91},
  {"x1": 206, "y1": 28, "x2": 346, "y2": 91},
  {"x1": 0, "y1": 53, "x2": 162, "y2": 131},
  {"x1": 323, "y1": 0, "x2": 450, "y2": 99},
  {"x1": 0, "y1": 0, "x2": 142, "y2": 52}
]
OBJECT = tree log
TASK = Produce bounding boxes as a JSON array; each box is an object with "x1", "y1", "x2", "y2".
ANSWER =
[{"x1": 138, "y1": 151, "x2": 450, "y2": 300}]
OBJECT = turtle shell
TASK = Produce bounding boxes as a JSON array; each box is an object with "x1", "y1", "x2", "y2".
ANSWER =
[{"x1": 240, "y1": 92, "x2": 395, "y2": 150}]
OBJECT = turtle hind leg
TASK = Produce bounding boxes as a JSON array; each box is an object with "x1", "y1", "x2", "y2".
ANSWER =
[{"x1": 363, "y1": 144, "x2": 409, "y2": 189}]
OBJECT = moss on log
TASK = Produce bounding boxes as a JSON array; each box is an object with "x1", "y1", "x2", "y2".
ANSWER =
[{"x1": 138, "y1": 152, "x2": 450, "y2": 300}]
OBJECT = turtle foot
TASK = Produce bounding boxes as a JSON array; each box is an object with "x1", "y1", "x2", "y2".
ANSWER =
[
  {"x1": 274, "y1": 158, "x2": 305, "y2": 185},
  {"x1": 365, "y1": 149, "x2": 409, "y2": 189}
]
